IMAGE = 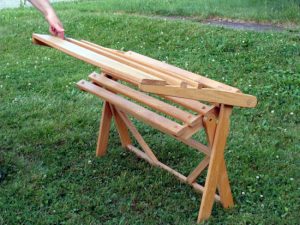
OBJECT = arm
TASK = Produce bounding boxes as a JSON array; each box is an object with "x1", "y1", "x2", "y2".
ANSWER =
[{"x1": 29, "y1": 0, "x2": 64, "y2": 39}]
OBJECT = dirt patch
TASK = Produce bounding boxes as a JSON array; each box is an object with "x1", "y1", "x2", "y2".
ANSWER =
[
  {"x1": 140, "y1": 14, "x2": 297, "y2": 32},
  {"x1": 203, "y1": 18, "x2": 286, "y2": 32}
]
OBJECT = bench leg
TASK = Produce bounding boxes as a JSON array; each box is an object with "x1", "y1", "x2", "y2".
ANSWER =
[
  {"x1": 96, "y1": 101, "x2": 113, "y2": 157},
  {"x1": 109, "y1": 104, "x2": 131, "y2": 148},
  {"x1": 203, "y1": 110, "x2": 234, "y2": 209},
  {"x1": 197, "y1": 105, "x2": 232, "y2": 223}
]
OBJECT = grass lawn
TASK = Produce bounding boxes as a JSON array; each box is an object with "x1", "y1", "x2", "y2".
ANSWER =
[
  {"x1": 53, "y1": 0, "x2": 300, "y2": 24},
  {"x1": 0, "y1": 1, "x2": 299, "y2": 224}
]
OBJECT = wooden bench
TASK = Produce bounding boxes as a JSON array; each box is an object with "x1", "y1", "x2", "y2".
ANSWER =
[{"x1": 32, "y1": 34, "x2": 257, "y2": 223}]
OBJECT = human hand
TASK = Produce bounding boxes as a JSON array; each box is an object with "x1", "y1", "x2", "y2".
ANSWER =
[{"x1": 45, "y1": 11, "x2": 64, "y2": 39}]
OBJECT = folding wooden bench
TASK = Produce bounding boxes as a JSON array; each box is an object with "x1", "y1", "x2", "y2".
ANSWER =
[{"x1": 32, "y1": 34, "x2": 257, "y2": 223}]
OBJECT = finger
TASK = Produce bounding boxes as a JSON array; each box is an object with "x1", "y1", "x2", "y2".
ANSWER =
[{"x1": 49, "y1": 26, "x2": 56, "y2": 36}]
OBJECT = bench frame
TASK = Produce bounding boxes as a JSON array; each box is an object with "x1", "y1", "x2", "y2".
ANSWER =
[{"x1": 77, "y1": 72, "x2": 234, "y2": 223}]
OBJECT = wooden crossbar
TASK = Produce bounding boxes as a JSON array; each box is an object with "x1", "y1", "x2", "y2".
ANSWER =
[{"x1": 32, "y1": 34, "x2": 257, "y2": 223}]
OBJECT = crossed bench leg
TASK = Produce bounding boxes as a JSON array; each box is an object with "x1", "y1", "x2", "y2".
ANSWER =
[{"x1": 94, "y1": 99, "x2": 234, "y2": 222}]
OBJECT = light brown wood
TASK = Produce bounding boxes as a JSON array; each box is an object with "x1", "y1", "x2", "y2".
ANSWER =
[
  {"x1": 140, "y1": 84, "x2": 257, "y2": 108},
  {"x1": 77, "y1": 80, "x2": 186, "y2": 136},
  {"x1": 33, "y1": 34, "x2": 256, "y2": 224},
  {"x1": 125, "y1": 145, "x2": 220, "y2": 201},
  {"x1": 186, "y1": 156, "x2": 210, "y2": 184},
  {"x1": 79, "y1": 39, "x2": 200, "y2": 88},
  {"x1": 203, "y1": 111, "x2": 234, "y2": 209},
  {"x1": 163, "y1": 96, "x2": 215, "y2": 115},
  {"x1": 68, "y1": 38, "x2": 187, "y2": 87},
  {"x1": 177, "y1": 137, "x2": 211, "y2": 156},
  {"x1": 89, "y1": 72, "x2": 202, "y2": 126},
  {"x1": 198, "y1": 105, "x2": 232, "y2": 223},
  {"x1": 117, "y1": 110, "x2": 159, "y2": 164},
  {"x1": 32, "y1": 34, "x2": 166, "y2": 86},
  {"x1": 96, "y1": 101, "x2": 113, "y2": 156},
  {"x1": 124, "y1": 51, "x2": 240, "y2": 92},
  {"x1": 217, "y1": 159, "x2": 234, "y2": 208},
  {"x1": 179, "y1": 121, "x2": 203, "y2": 140},
  {"x1": 109, "y1": 104, "x2": 131, "y2": 147}
]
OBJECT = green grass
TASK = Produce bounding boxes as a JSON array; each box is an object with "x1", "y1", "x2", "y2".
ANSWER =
[
  {"x1": 52, "y1": 0, "x2": 300, "y2": 24},
  {"x1": 0, "y1": 1, "x2": 300, "y2": 224}
]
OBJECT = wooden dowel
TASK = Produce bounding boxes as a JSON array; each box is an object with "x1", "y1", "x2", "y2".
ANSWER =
[
  {"x1": 126, "y1": 144, "x2": 155, "y2": 165},
  {"x1": 176, "y1": 137, "x2": 211, "y2": 156},
  {"x1": 125, "y1": 145, "x2": 220, "y2": 202}
]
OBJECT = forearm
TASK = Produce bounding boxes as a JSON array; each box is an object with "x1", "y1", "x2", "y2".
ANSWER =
[{"x1": 29, "y1": 0, "x2": 55, "y2": 17}]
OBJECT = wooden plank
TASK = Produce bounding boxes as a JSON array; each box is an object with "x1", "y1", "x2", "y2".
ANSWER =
[
  {"x1": 140, "y1": 84, "x2": 257, "y2": 108},
  {"x1": 80, "y1": 39, "x2": 199, "y2": 88},
  {"x1": 77, "y1": 80, "x2": 186, "y2": 136},
  {"x1": 163, "y1": 96, "x2": 214, "y2": 115},
  {"x1": 198, "y1": 105, "x2": 232, "y2": 223},
  {"x1": 89, "y1": 72, "x2": 202, "y2": 126},
  {"x1": 109, "y1": 104, "x2": 132, "y2": 148},
  {"x1": 96, "y1": 101, "x2": 113, "y2": 156},
  {"x1": 68, "y1": 38, "x2": 187, "y2": 87},
  {"x1": 125, "y1": 51, "x2": 240, "y2": 92},
  {"x1": 117, "y1": 110, "x2": 159, "y2": 164},
  {"x1": 32, "y1": 34, "x2": 166, "y2": 86}
]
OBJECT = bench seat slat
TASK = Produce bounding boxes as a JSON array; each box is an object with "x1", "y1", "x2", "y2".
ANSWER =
[
  {"x1": 77, "y1": 80, "x2": 186, "y2": 136},
  {"x1": 89, "y1": 72, "x2": 202, "y2": 126}
]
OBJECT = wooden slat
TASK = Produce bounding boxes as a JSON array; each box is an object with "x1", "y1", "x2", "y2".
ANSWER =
[
  {"x1": 68, "y1": 38, "x2": 187, "y2": 87},
  {"x1": 140, "y1": 84, "x2": 257, "y2": 108},
  {"x1": 89, "y1": 72, "x2": 202, "y2": 126},
  {"x1": 32, "y1": 34, "x2": 166, "y2": 86},
  {"x1": 77, "y1": 80, "x2": 186, "y2": 136},
  {"x1": 124, "y1": 51, "x2": 240, "y2": 92},
  {"x1": 80, "y1": 40, "x2": 200, "y2": 88},
  {"x1": 163, "y1": 96, "x2": 214, "y2": 115}
]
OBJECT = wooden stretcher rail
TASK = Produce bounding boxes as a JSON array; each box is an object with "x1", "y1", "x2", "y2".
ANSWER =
[
  {"x1": 89, "y1": 72, "x2": 202, "y2": 126},
  {"x1": 77, "y1": 80, "x2": 187, "y2": 136},
  {"x1": 32, "y1": 34, "x2": 166, "y2": 86}
]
